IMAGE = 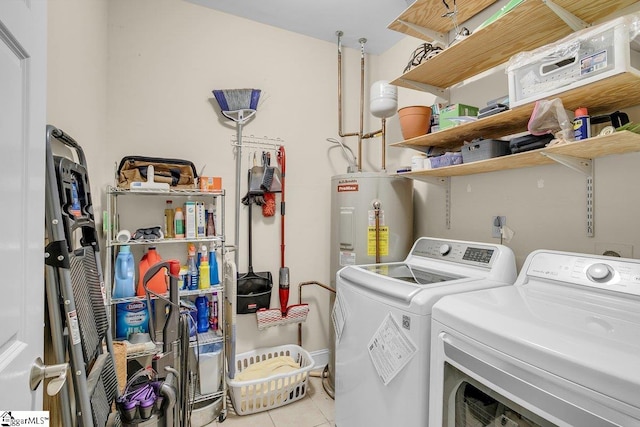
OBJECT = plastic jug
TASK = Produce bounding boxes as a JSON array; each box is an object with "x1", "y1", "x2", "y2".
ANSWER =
[
  {"x1": 195, "y1": 295, "x2": 209, "y2": 333},
  {"x1": 136, "y1": 246, "x2": 167, "y2": 296},
  {"x1": 113, "y1": 245, "x2": 135, "y2": 298}
]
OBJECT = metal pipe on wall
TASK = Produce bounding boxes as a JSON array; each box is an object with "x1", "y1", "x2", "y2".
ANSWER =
[
  {"x1": 358, "y1": 38, "x2": 367, "y2": 172},
  {"x1": 335, "y1": 31, "x2": 392, "y2": 173},
  {"x1": 336, "y1": 31, "x2": 358, "y2": 140}
]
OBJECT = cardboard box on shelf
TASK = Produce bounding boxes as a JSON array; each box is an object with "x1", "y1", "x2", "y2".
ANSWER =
[{"x1": 439, "y1": 104, "x2": 479, "y2": 130}]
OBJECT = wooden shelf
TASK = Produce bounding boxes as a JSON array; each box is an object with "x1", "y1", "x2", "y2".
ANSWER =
[
  {"x1": 391, "y1": 72, "x2": 640, "y2": 150},
  {"x1": 390, "y1": 0, "x2": 637, "y2": 91},
  {"x1": 397, "y1": 131, "x2": 640, "y2": 178},
  {"x1": 388, "y1": 0, "x2": 498, "y2": 40}
]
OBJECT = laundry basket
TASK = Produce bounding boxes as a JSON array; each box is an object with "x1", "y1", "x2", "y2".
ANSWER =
[{"x1": 227, "y1": 344, "x2": 314, "y2": 415}]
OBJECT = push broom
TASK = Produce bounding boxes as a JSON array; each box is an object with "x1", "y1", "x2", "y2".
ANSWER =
[{"x1": 256, "y1": 146, "x2": 309, "y2": 330}]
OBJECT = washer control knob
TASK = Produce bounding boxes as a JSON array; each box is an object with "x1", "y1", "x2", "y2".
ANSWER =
[
  {"x1": 587, "y1": 263, "x2": 612, "y2": 282},
  {"x1": 439, "y1": 244, "x2": 451, "y2": 256}
]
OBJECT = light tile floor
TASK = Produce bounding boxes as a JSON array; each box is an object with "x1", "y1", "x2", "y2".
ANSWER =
[{"x1": 207, "y1": 372, "x2": 335, "y2": 427}]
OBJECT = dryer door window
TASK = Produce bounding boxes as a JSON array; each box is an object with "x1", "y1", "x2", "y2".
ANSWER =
[{"x1": 444, "y1": 364, "x2": 553, "y2": 427}]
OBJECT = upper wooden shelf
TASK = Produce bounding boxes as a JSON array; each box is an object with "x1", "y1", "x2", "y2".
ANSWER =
[
  {"x1": 390, "y1": 0, "x2": 638, "y2": 91},
  {"x1": 388, "y1": 0, "x2": 498, "y2": 40},
  {"x1": 397, "y1": 131, "x2": 640, "y2": 178},
  {"x1": 391, "y1": 72, "x2": 640, "y2": 150}
]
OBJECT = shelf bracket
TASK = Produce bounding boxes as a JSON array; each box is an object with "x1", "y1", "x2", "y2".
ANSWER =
[
  {"x1": 541, "y1": 0, "x2": 589, "y2": 31},
  {"x1": 396, "y1": 79, "x2": 449, "y2": 101},
  {"x1": 541, "y1": 152, "x2": 594, "y2": 237},
  {"x1": 395, "y1": 20, "x2": 448, "y2": 48}
]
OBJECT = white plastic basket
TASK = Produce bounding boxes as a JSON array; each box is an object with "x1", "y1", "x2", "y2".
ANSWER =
[{"x1": 227, "y1": 344, "x2": 314, "y2": 415}]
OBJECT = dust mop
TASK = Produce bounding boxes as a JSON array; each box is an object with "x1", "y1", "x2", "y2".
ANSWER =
[{"x1": 256, "y1": 146, "x2": 309, "y2": 330}]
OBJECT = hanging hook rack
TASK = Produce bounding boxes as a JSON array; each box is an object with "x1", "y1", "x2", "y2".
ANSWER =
[{"x1": 231, "y1": 135, "x2": 284, "y2": 151}]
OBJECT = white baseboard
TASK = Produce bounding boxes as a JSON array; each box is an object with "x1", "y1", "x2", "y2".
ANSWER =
[{"x1": 309, "y1": 348, "x2": 329, "y2": 370}]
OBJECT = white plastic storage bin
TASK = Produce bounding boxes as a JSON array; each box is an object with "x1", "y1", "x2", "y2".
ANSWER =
[
  {"x1": 198, "y1": 343, "x2": 223, "y2": 395},
  {"x1": 227, "y1": 345, "x2": 314, "y2": 415},
  {"x1": 508, "y1": 13, "x2": 640, "y2": 107}
]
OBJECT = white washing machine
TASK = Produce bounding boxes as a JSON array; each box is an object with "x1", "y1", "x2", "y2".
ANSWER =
[
  {"x1": 334, "y1": 237, "x2": 517, "y2": 427},
  {"x1": 429, "y1": 249, "x2": 640, "y2": 427}
]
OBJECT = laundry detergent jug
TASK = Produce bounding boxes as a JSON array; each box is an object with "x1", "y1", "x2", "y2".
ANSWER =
[
  {"x1": 113, "y1": 245, "x2": 135, "y2": 299},
  {"x1": 137, "y1": 246, "x2": 167, "y2": 296}
]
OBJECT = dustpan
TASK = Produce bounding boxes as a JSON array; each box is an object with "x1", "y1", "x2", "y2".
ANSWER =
[{"x1": 237, "y1": 185, "x2": 272, "y2": 314}]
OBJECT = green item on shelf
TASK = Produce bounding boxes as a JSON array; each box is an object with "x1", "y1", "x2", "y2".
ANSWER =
[
  {"x1": 439, "y1": 103, "x2": 480, "y2": 130},
  {"x1": 477, "y1": 0, "x2": 526, "y2": 31}
]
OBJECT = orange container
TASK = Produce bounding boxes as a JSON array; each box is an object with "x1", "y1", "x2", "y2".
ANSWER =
[
  {"x1": 398, "y1": 106, "x2": 432, "y2": 140},
  {"x1": 199, "y1": 176, "x2": 222, "y2": 192},
  {"x1": 136, "y1": 246, "x2": 167, "y2": 296}
]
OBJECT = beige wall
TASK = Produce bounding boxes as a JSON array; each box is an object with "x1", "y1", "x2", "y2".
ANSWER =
[
  {"x1": 47, "y1": 0, "x2": 110, "y2": 213},
  {"x1": 47, "y1": 0, "x2": 640, "y2": 358}
]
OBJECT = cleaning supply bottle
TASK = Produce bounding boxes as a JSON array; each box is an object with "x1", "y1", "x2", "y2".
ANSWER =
[
  {"x1": 206, "y1": 203, "x2": 216, "y2": 236},
  {"x1": 574, "y1": 107, "x2": 591, "y2": 140},
  {"x1": 209, "y1": 292, "x2": 218, "y2": 331},
  {"x1": 186, "y1": 244, "x2": 198, "y2": 290},
  {"x1": 209, "y1": 242, "x2": 220, "y2": 285},
  {"x1": 195, "y1": 295, "x2": 209, "y2": 333},
  {"x1": 113, "y1": 245, "x2": 135, "y2": 298},
  {"x1": 174, "y1": 206, "x2": 185, "y2": 238},
  {"x1": 136, "y1": 246, "x2": 166, "y2": 296},
  {"x1": 198, "y1": 245, "x2": 210, "y2": 290},
  {"x1": 164, "y1": 200, "x2": 175, "y2": 238}
]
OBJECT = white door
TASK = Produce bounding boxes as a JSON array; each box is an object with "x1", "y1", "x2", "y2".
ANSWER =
[{"x1": 0, "y1": 0, "x2": 47, "y2": 409}]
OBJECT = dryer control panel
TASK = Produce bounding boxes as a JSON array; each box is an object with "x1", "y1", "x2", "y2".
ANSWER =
[{"x1": 525, "y1": 250, "x2": 640, "y2": 296}]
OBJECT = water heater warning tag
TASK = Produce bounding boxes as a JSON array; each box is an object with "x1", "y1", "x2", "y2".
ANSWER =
[{"x1": 367, "y1": 227, "x2": 389, "y2": 256}]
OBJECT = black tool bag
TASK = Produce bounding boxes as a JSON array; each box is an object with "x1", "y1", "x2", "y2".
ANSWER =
[{"x1": 117, "y1": 156, "x2": 198, "y2": 189}]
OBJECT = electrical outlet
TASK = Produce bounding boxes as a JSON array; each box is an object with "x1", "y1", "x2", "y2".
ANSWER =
[
  {"x1": 492, "y1": 216, "x2": 506, "y2": 238},
  {"x1": 594, "y1": 242, "x2": 633, "y2": 258}
]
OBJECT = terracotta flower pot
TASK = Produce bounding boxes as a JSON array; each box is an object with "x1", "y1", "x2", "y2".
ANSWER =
[{"x1": 398, "y1": 105, "x2": 432, "y2": 139}]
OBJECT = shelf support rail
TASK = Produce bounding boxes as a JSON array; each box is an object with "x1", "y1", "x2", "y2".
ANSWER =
[
  {"x1": 541, "y1": 0, "x2": 589, "y2": 31},
  {"x1": 406, "y1": 175, "x2": 451, "y2": 229},
  {"x1": 395, "y1": 20, "x2": 448, "y2": 48},
  {"x1": 541, "y1": 152, "x2": 594, "y2": 236}
]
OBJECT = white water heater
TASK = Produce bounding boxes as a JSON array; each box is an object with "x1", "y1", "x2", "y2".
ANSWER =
[{"x1": 325, "y1": 172, "x2": 413, "y2": 395}]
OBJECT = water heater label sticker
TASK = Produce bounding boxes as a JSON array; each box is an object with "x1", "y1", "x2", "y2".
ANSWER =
[
  {"x1": 332, "y1": 291, "x2": 349, "y2": 343},
  {"x1": 368, "y1": 313, "x2": 417, "y2": 386},
  {"x1": 67, "y1": 310, "x2": 82, "y2": 345},
  {"x1": 368, "y1": 210, "x2": 386, "y2": 226},
  {"x1": 340, "y1": 251, "x2": 356, "y2": 266},
  {"x1": 367, "y1": 227, "x2": 389, "y2": 256}
]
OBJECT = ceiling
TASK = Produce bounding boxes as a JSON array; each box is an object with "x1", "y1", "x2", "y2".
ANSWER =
[{"x1": 186, "y1": 0, "x2": 414, "y2": 54}]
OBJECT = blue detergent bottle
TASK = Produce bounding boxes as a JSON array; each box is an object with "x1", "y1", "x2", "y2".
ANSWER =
[
  {"x1": 195, "y1": 296, "x2": 209, "y2": 333},
  {"x1": 209, "y1": 243, "x2": 219, "y2": 285},
  {"x1": 113, "y1": 245, "x2": 135, "y2": 298}
]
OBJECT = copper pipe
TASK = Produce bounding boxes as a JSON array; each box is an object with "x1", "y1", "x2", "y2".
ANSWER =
[
  {"x1": 297, "y1": 281, "x2": 335, "y2": 347},
  {"x1": 381, "y1": 118, "x2": 387, "y2": 171},
  {"x1": 337, "y1": 31, "x2": 358, "y2": 139},
  {"x1": 373, "y1": 200, "x2": 381, "y2": 263},
  {"x1": 358, "y1": 38, "x2": 367, "y2": 172}
]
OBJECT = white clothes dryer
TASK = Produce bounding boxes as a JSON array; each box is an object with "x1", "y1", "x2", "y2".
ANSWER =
[
  {"x1": 334, "y1": 237, "x2": 516, "y2": 427},
  {"x1": 429, "y1": 249, "x2": 640, "y2": 427}
]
